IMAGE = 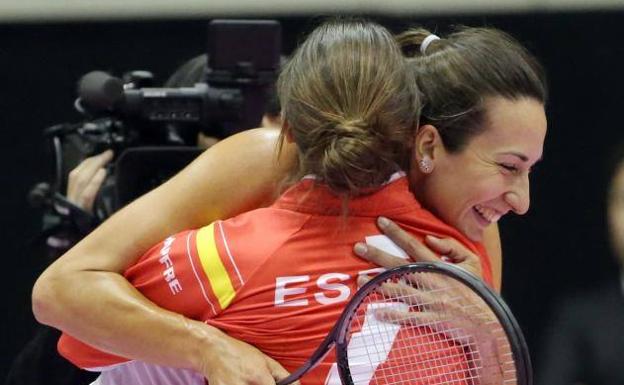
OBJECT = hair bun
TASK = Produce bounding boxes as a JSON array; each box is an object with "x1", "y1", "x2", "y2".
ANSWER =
[
  {"x1": 334, "y1": 118, "x2": 369, "y2": 138},
  {"x1": 277, "y1": 20, "x2": 419, "y2": 196}
]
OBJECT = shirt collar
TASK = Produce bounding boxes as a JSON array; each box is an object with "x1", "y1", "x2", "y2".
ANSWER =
[{"x1": 273, "y1": 172, "x2": 421, "y2": 217}]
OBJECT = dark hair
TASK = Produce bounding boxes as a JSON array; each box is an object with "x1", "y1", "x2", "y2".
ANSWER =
[
  {"x1": 397, "y1": 27, "x2": 547, "y2": 152},
  {"x1": 278, "y1": 19, "x2": 419, "y2": 196}
]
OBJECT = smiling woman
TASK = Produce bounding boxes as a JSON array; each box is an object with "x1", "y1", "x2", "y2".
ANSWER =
[
  {"x1": 398, "y1": 27, "x2": 547, "y2": 242},
  {"x1": 413, "y1": 96, "x2": 547, "y2": 241}
]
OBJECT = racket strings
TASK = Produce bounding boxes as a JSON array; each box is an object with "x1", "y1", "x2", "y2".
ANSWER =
[{"x1": 345, "y1": 271, "x2": 517, "y2": 385}]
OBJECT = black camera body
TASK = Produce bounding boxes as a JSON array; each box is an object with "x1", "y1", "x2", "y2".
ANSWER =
[
  {"x1": 35, "y1": 20, "x2": 282, "y2": 234},
  {"x1": 78, "y1": 19, "x2": 281, "y2": 145}
]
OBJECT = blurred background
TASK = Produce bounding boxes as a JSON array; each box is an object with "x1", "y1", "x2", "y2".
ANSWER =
[{"x1": 2, "y1": 0, "x2": 624, "y2": 383}]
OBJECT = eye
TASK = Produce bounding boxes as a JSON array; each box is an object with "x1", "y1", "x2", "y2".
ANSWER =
[{"x1": 499, "y1": 163, "x2": 520, "y2": 174}]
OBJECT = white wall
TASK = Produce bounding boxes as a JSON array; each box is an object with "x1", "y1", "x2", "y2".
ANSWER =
[{"x1": 1, "y1": 0, "x2": 623, "y2": 23}]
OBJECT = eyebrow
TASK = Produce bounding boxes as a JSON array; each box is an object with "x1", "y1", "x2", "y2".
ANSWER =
[{"x1": 501, "y1": 151, "x2": 543, "y2": 163}]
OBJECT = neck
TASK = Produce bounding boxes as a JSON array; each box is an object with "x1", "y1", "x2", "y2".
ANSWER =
[{"x1": 407, "y1": 166, "x2": 427, "y2": 203}]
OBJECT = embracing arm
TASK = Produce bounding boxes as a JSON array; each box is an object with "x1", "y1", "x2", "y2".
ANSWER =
[
  {"x1": 483, "y1": 223, "x2": 502, "y2": 291},
  {"x1": 32, "y1": 128, "x2": 296, "y2": 380}
]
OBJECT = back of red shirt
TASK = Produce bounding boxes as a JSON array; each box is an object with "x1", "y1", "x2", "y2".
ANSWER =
[{"x1": 58, "y1": 176, "x2": 492, "y2": 385}]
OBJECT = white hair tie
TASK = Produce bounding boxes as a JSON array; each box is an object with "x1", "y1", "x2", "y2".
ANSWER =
[{"x1": 420, "y1": 34, "x2": 441, "y2": 54}]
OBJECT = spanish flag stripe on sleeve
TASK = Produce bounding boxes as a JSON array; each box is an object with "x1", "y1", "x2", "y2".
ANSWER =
[
  {"x1": 216, "y1": 221, "x2": 244, "y2": 287},
  {"x1": 185, "y1": 231, "x2": 217, "y2": 315},
  {"x1": 196, "y1": 224, "x2": 236, "y2": 309}
]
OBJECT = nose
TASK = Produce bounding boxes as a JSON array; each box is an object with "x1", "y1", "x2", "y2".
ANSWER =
[{"x1": 504, "y1": 174, "x2": 530, "y2": 215}]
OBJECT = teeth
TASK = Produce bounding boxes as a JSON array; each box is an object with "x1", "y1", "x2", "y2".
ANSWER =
[{"x1": 474, "y1": 205, "x2": 502, "y2": 223}]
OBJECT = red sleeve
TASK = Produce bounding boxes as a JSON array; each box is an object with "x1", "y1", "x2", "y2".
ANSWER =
[
  {"x1": 59, "y1": 208, "x2": 309, "y2": 370},
  {"x1": 58, "y1": 226, "x2": 227, "y2": 369},
  {"x1": 57, "y1": 334, "x2": 128, "y2": 370},
  {"x1": 124, "y1": 228, "x2": 223, "y2": 319}
]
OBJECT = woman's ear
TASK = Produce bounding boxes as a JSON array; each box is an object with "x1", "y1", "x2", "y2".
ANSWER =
[{"x1": 413, "y1": 124, "x2": 443, "y2": 161}]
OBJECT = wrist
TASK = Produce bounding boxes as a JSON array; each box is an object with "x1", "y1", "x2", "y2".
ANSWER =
[{"x1": 179, "y1": 316, "x2": 226, "y2": 373}]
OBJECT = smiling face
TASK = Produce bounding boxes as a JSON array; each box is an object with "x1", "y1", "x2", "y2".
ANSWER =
[{"x1": 410, "y1": 96, "x2": 547, "y2": 242}]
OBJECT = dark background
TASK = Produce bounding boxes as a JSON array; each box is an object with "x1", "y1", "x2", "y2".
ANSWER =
[{"x1": 2, "y1": 11, "x2": 622, "y2": 381}]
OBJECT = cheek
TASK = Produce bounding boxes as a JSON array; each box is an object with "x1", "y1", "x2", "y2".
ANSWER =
[
  {"x1": 423, "y1": 162, "x2": 505, "y2": 223},
  {"x1": 447, "y1": 171, "x2": 503, "y2": 210},
  {"x1": 438, "y1": 160, "x2": 493, "y2": 202},
  {"x1": 416, "y1": 174, "x2": 456, "y2": 221},
  {"x1": 422, "y1": 173, "x2": 479, "y2": 223},
  {"x1": 466, "y1": 179, "x2": 507, "y2": 205},
  {"x1": 462, "y1": 163, "x2": 513, "y2": 199}
]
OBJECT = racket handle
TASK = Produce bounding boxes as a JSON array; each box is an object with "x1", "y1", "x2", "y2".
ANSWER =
[
  {"x1": 275, "y1": 341, "x2": 335, "y2": 385},
  {"x1": 276, "y1": 374, "x2": 297, "y2": 385},
  {"x1": 276, "y1": 364, "x2": 308, "y2": 385}
]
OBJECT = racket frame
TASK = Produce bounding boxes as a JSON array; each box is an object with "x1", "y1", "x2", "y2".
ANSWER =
[{"x1": 334, "y1": 262, "x2": 532, "y2": 385}]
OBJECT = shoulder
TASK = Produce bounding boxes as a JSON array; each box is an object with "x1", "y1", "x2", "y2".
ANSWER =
[{"x1": 217, "y1": 206, "x2": 311, "y2": 261}]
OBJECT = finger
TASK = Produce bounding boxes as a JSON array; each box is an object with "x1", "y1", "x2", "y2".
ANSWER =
[
  {"x1": 265, "y1": 356, "x2": 294, "y2": 384},
  {"x1": 424, "y1": 236, "x2": 484, "y2": 278},
  {"x1": 377, "y1": 217, "x2": 439, "y2": 263},
  {"x1": 67, "y1": 161, "x2": 88, "y2": 200},
  {"x1": 404, "y1": 271, "x2": 453, "y2": 293},
  {"x1": 81, "y1": 150, "x2": 114, "y2": 179},
  {"x1": 94, "y1": 149, "x2": 114, "y2": 165},
  {"x1": 67, "y1": 150, "x2": 114, "y2": 200},
  {"x1": 357, "y1": 274, "x2": 371, "y2": 288},
  {"x1": 373, "y1": 308, "x2": 450, "y2": 330},
  {"x1": 359, "y1": 272, "x2": 448, "y2": 310},
  {"x1": 373, "y1": 281, "x2": 437, "y2": 309},
  {"x1": 373, "y1": 308, "x2": 475, "y2": 345},
  {"x1": 423, "y1": 235, "x2": 465, "y2": 260},
  {"x1": 425, "y1": 236, "x2": 486, "y2": 266},
  {"x1": 76, "y1": 167, "x2": 107, "y2": 211},
  {"x1": 354, "y1": 243, "x2": 409, "y2": 269}
]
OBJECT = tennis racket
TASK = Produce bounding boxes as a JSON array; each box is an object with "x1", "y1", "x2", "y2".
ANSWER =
[{"x1": 277, "y1": 262, "x2": 531, "y2": 385}]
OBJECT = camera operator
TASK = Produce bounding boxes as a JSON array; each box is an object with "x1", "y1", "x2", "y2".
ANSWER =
[
  {"x1": 7, "y1": 52, "x2": 281, "y2": 385},
  {"x1": 5, "y1": 158, "x2": 113, "y2": 385},
  {"x1": 5, "y1": 152, "x2": 115, "y2": 385}
]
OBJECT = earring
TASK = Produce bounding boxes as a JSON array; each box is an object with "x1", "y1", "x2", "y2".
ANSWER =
[{"x1": 418, "y1": 158, "x2": 433, "y2": 173}]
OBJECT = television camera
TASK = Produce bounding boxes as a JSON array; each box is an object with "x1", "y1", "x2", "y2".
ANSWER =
[{"x1": 30, "y1": 20, "x2": 282, "y2": 238}]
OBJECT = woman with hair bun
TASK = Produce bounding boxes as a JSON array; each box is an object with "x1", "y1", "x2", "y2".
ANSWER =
[{"x1": 33, "y1": 22, "x2": 547, "y2": 385}]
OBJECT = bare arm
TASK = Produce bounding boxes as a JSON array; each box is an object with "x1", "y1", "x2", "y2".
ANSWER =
[
  {"x1": 483, "y1": 223, "x2": 502, "y2": 291},
  {"x1": 32, "y1": 128, "x2": 296, "y2": 381}
]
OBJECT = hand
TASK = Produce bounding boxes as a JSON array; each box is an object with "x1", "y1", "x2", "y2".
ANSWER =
[
  {"x1": 358, "y1": 273, "x2": 513, "y2": 385},
  {"x1": 353, "y1": 216, "x2": 483, "y2": 280},
  {"x1": 198, "y1": 326, "x2": 296, "y2": 385},
  {"x1": 66, "y1": 150, "x2": 113, "y2": 212},
  {"x1": 373, "y1": 295, "x2": 512, "y2": 385}
]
